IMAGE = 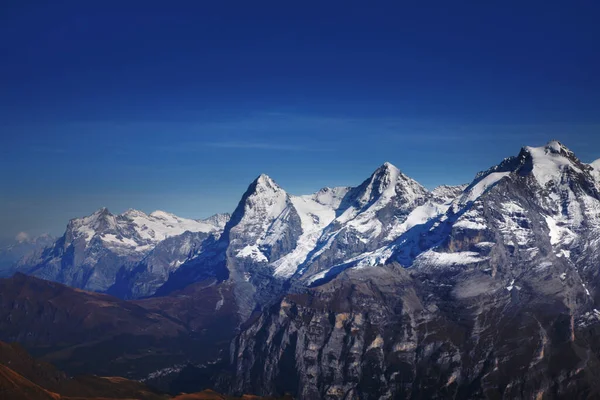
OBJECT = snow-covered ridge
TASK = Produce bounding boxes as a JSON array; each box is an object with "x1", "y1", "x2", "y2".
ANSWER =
[
  {"x1": 524, "y1": 140, "x2": 584, "y2": 187},
  {"x1": 230, "y1": 174, "x2": 343, "y2": 276},
  {"x1": 68, "y1": 207, "x2": 224, "y2": 252},
  {"x1": 19, "y1": 139, "x2": 600, "y2": 298},
  {"x1": 232, "y1": 163, "x2": 448, "y2": 279},
  {"x1": 305, "y1": 140, "x2": 600, "y2": 283}
]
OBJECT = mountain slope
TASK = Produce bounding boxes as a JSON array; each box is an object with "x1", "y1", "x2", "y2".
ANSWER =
[
  {"x1": 0, "y1": 340, "x2": 166, "y2": 400},
  {"x1": 158, "y1": 164, "x2": 444, "y2": 322},
  {"x1": 0, "y1": 339, "x2": 275, "y2": 400},
  {"x1": 0, "y1": 273, "x2": 197, "y2": 380},
  {"x1": 19, "y1": 209, "x2": 227, "y2": 296},
  {"x1": 0, "y1": 234, "x2": 55, "y2": 278},
  {"x1": 228, "y1": 141, "x2": 600, "y2": 399}
]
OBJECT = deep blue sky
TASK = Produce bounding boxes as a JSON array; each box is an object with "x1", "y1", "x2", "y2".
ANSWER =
[{"x1": 1, "y1": 1, "x2": 599, "y2": 241}]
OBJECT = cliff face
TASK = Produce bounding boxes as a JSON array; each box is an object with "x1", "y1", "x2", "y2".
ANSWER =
[
  {"x1": 226, "y1": 142, "x2": 600, "y2": 399},
  {"x1": 230, "y1": 262, "x2": 600, "y2": 399}
]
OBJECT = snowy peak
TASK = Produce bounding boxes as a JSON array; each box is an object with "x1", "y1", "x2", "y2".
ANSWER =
[
  {"x1": 431, "y1": 184, "x2": 468, "y2": 205},
  {"x1": 347, "y1": 162, "x2": 429, "y2": 212},
  {"x1": 65, "y1": 207, "x2": 220, "y2": 252},
  {"x1": 311, "y1": 187, "x2": 351, "y2": 209},
  {"x1": 254, "y1": 173, "x2": 281, "y2": 192},
  {"x1": 69, "y1": 208, "x2": 118, "y2": 242},
  {"x1": 543, "y1": 140, "x2": 574, "y2": 157},
  {"x1": 240, "y1": 174, "x2": 288, "y2": 217},
  {"x1": 589, "y1": 159, "x2": 600, "y2": 185},
  {"x1": 460, "y1": 141, "x2": 592, "y2": 207},
  {"x1": 227, "y1": 174, "x2": 291, "y2": 241},
  {"x1": 231, "y1": 174, "x2": 289, "y2": 219},
  {"x1": 516, "y1": 140, "x2": 594, "y2": 188},
  {"x1": 201, "y1": 213, "x2": 231, "y2": 230}
]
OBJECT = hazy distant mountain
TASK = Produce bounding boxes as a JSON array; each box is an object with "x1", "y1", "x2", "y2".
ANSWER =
[
  {"x1": 18, "y1": 209, "x2": 228, "y2": 297},
  {"x1": 0, "y1": 233, "x2": 55, "y2": 277}
]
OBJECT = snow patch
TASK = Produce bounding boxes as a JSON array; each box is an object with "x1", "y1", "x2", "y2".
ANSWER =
[
  {"x1": 272, "y1": 194, "x2": 338, "y2": 277},
  {"x1": 460, "y1": 172, "x2": 511, "y2": 205},
  {"x1": 525, "y1": 143, "x2": 582, "y2": 187},
  {"x1": 237, "y1": 245, "x2": 268, "y2": 262}
]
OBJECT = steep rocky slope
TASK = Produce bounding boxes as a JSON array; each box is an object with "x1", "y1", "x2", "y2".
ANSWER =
[{"x1": 228, "y1": 141, "x2": 600, "y2": 399}]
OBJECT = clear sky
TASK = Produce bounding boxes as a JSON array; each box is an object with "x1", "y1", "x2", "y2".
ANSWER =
[{"x1": 1, "y1": 1, "x2": 599, "y2": 241}]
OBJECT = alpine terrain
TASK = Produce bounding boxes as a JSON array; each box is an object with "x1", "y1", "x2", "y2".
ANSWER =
[{"x1": 4, "y1": 140, "x2": 600, "y2": 399}]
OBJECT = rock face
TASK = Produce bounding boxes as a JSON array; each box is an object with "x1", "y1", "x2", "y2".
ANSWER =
[
  {"x1": 231, "y1": 262, "x2": 600, "y2": 399},
  {"x1": 18, "y1": 208, "x2": 228, "y2": 297},
  {"x1": 228, "y1": 141, "x2": 600, "y2": 399}
]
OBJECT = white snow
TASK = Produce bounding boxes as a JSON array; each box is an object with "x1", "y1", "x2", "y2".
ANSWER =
[
  {"x1": 534, "y1": 261, "x2": 553, "y2": 271},
  {"x1": 414, "y1": 250, "x2": 485, "y2": 269},
  {"x1": 525, "y1": 143, "x2": 582, "y2": 187},
  {"x1": 272, "y1": 194, "x2": 338, "y2": 277},
  {"x1": 502, "y1": 202, "x2": 525, "y2": 214},
  {"x1": 453, "y1": 207, "x2": 488, "y2": 231},
  {"x1": 386, "y1": 201, "x2": 450, "y2": 240},
  {"x1": 495, "y1": 202, "x2": 533, "y2": 247},
  {"x1": 230, "y1": 174, "x2": 290, "y2": 247},
  {"x1": 557, "y1": 249, "x2": 571, "y2": 258},
  {"x1": 454, "y1": 220, "x2": 487, "y2": 230},
  {"x1": 67, "y1": 207, "x2": 221, "y2": 256},
  {"x1": 311, "y1": 186, "x2": 350, "y2": 208},
  {"x1": 583, "y1": 283, "x2": 591, "y2": 297},
  {"x1": 506, "y1": 279, "x2": 516, "y2": 291},
  {"x1": 544, "y1": 215, "x2": 576, "y2": 246},
  {"x1": 101, "y1": 234, "x2": 138, "y2": 247},
  {"x1": 335, "y1": 163, "x2": 431, "y2": 244},
  {"x1": 236, "y1": 245, "x2": 268, "y2": 262},
  {"x1": 458, "y1": 172, "x2": 511, "y2": 206}
]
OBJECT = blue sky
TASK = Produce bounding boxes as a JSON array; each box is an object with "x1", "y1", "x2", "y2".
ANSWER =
[{"x1": 1, "y1": 1, "x2": 599, "y2": 240}]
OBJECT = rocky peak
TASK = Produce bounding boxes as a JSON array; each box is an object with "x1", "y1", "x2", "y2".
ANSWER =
[
  {"x1": 202, "y1": 213, "x2": 231, "y2": 230},
  {"x1": 67, "y1": 208, "x2": 118, "y2": 242},
  {"x1": 431, "y1": 184, "x2": 468, "y2": 204},
  {"x1": 254, "y1": 173, "x2": 280, "y2": 192},
  {"x1": 234, "y1": 174, "x2": 288, "y2": 219},
  {"x1": 224, "y1": 174, "x2": 293, "y2": 249},
  {"x1": 517, "y1": 140, "x2": 590, "y2": 186},
  {"x1": 311, "y1": 186, "x2": 350, "y2": 209},
  {"x1": 544, "y1": 139, "x2": 574, "y2": 156},
  {"x1": 348, "y1": 162, "x2": 428, "y2": 210}
]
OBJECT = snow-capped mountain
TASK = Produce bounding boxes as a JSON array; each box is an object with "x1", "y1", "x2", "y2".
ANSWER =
[
  {"x1": 0, "y1": 233, "x2": 55, "y2": 277},
  {"x1": 19, "y1": 208, "x2": 227, "y2": 294},
  {"x1": 10, "y1": 140, "x2": 600, "y2": 398},
  {"x1": 406, "y1": 140, "x2": 600, "y2": 273},
  {"x1": 17, "y1": 140, "x2": 600, "y2": 313},
  {"x1": 229, "y1": 140, "x2": 600, "y2": 399},
  {"x1": 160, "y1": 162, "x2": 462, "y2": 319}
]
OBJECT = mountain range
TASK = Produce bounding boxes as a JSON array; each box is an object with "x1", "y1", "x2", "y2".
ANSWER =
[{"x1": 4, "y1": 140, "x2": 600, "y2": 398}]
